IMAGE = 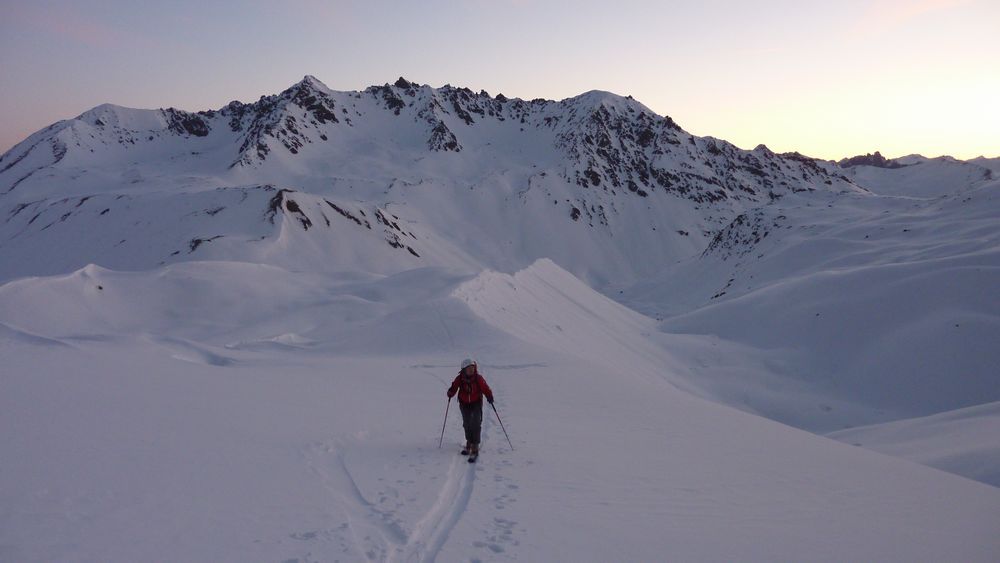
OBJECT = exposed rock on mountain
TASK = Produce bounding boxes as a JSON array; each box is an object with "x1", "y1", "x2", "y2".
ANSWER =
[
  {"x1": 838, "y1": 151, "x2": 905, "y2": 169},
  {"x1": 0, "y1": 75, "x2": 867, "y2": 285}
]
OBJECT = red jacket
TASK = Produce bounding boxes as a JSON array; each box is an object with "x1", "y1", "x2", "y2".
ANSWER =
[{"x1": 448, "y1": 368, "x2": 493, "y2": 404}]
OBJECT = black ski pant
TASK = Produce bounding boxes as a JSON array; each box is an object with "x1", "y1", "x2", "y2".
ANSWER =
[{"x1": 459, "y1": 400, "x2": 483, "y2": 445}]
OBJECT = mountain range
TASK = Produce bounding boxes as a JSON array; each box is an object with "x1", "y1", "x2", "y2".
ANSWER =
[{"x1": 0, "y1": 75, "x2": 867, "y2": 281}]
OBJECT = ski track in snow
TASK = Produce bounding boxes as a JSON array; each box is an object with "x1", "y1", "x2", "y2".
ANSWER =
[
  {"x1": 399, "y1": 407, "x2": 521, "y2": 561},
  {"x1": 391, "y1": 446, "x2": 476, "y2": 563},
  {"x1": 305, "y1": 442, "x2": 409, "y2": 561},
  {"x1": 302, "y1": 409, "x2": 516, "y2": 562},
  {"x1": 394, "y1": 413, "x2": 496, "y2": 563}
]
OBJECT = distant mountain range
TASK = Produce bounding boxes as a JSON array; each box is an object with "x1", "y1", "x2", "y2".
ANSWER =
[
  {"x1": 3, "y1": 76, "x2": 996, "y2": 311},
  {"x1": 1, "y1": 75, "x2": 873, "y2": 283}
]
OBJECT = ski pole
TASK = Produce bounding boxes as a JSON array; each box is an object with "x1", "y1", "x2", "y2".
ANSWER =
[
  {"x1": 490, "y1": 403, "x2": 514, "y2": 451},
  {"x1": 439, "y1": 398, "x2": 451, "y2": 448}
]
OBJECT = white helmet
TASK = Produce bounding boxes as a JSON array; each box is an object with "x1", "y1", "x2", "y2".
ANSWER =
[{"x1": 461, "y1": 358, "x2": 476, "y2": 369}]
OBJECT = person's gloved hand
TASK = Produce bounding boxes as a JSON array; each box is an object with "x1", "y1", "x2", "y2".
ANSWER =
[{"x1": 487, "y1": 397, "x2": 494, "y2": 405}]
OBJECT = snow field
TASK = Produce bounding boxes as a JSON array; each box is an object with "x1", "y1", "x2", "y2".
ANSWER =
[
  {"x1": 2, "y1": 260, "x2": 999, "y2": 561},
  {"x1": 829, "y1": 402, "x2": 1000, "y2": 488}
]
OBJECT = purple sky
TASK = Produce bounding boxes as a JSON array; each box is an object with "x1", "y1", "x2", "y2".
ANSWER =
[{"x1": 2, "y1": 0, "x2": 997, "y2": 159}]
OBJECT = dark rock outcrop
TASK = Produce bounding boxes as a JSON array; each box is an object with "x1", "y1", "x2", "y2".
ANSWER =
[{"x1": 838, "y1": 151, "x2": 905, "y2": 169}]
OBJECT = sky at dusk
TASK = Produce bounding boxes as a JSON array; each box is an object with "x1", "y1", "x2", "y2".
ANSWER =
[{"x1": 1, "y1": 0, "x2": 997, "y2": 160}]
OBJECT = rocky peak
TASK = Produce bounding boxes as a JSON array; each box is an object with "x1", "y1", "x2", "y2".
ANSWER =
[
  {"x1": 294, "y1": 75, "x2": 330, "y2": 94},
  {"x1": 548, "y1": 92, "x2": 861, "y2": 208},
  {"x1": 223, "y1": 75, "x2": 346, "y2": 167},
  {"x1": 1, "y1": 75, "x2": 862, "y2": 208},
  {"x1": 838, "y1": 151, "x2": 906, "y2": 169},
  {"x1": 163, "y1": 108, "x2": 211, "y2": 137}
]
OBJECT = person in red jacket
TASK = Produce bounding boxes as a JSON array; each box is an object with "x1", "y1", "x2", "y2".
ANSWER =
[{"x1": 447, "y1": 358, "x2": 494, "y2": 457}]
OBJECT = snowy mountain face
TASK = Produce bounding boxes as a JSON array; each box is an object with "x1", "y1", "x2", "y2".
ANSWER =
[
  {"x1": 2, "y1": 77, "x2": 999, "y2": 561},
  {"x1": 625, "y1": 181, "x2": 1000, "y2": 430},
  {"x1": 0, "y1": 75, "x2": 861, "y2": 285}
]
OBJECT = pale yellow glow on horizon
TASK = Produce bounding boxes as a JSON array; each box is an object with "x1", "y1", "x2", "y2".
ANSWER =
[
  {"x1": 1, "y1": 0, "x2": 997, "y2": 161},
  {"x1": 663, "y1": 69, "x2": 999, "y2": 161},
  {"x1": 634, "y1": 0, "x2": 999, "y2": 161}
]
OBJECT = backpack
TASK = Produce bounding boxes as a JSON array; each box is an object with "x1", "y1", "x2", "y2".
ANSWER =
[{"x1": 458, "y1": 374, "x2": 482, "y2": 403}]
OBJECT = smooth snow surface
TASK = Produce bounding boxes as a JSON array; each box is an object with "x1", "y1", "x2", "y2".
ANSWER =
[
  {"x1": 829, "y1": 402, "x2": 1000, "y2": 488},
  {"x1": 2, "y1": 261, "x2": 999, "y2": 562}
]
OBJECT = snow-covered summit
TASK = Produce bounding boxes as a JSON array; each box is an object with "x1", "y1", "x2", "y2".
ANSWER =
[
  {"x1": 1, "y1": 76, "x2": 853, "y2": 187},
  {"x1": 0, "y1": 75, "x2": 865, "y2": 286}
]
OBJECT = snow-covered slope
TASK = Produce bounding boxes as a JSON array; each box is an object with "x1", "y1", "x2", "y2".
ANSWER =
[
  {"x1": 623, "y1": 180, "x2": 1000, "y2": 432},
  {"x1": 2, "y1": 259, "x2": 998, "y2": 562},
  {"x1": 829, "y1": 402, "x2": 1000, "y2": 487},
  {"x1": 969, "y1": 155, "x2": 1000, "y2": 174},
  {"x1": 834, "y1": 152, "x2": 995, "y2": 197}
]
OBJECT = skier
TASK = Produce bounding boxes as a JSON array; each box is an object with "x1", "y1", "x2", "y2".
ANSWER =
[{"x1": 447, "y1": 358, "x2": 494, "y2": 461}]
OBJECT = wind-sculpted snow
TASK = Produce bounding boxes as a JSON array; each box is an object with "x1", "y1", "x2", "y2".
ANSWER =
[{"x1": 452, "y1": 259, "x2": 683, "y2": 385}]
